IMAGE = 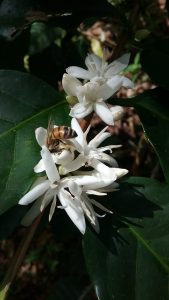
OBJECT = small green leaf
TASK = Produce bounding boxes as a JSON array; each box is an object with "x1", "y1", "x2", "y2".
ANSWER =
[
  {"x1": 83, "y1": 177, "x2": 169, "y2": 300},
  {"x1": 0, "y1": 70, "x2": 69, "y2": 214}
]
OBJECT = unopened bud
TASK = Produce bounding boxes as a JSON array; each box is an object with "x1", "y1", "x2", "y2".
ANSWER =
[
  {"x1": 110, "y1": 106, "x2": 124, "y2": 121},
  {"x1": 66, "y1": 95, "x2": 78, "y2": 106}
]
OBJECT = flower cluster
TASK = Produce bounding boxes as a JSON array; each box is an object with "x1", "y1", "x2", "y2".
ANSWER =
[
  {"x1": 62, "y1": 52, "x2": 134, "y2": 125},
  {"x1": 19, "y1": 52, "x2": 133, "y2": 234}
]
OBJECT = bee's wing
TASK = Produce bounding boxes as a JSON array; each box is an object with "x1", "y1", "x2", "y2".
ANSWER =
[{"x1": 46, "y1": 118, "x2": 55, "y2": 145}]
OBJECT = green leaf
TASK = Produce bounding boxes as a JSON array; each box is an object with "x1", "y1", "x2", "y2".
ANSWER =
[
  {"x1": 110, "y1": 88, "x2": 169, "y2": 182},
  {"x1": 0, "y1": 0, "x2": 118, "y2": 40},
  {"x1": 140, "y1": 38, "x2": 169, "y2": 89},
  {"x1": 83, "y1": 177, "x2": 169, "y2": 300},
  {"x1": 0, "y1": 70, "x2": 69, "y2": 214}
]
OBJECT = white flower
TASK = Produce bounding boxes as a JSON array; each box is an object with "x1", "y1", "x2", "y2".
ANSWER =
[
  {"x1": 63, "y1": 53, "x2": 134, "y2": 124},
  {"x1": 62, "y1": 75, "x2": 112, "y2": 125},
  {"x1": 19, "y1": 140, "x2": 127, "y2": 234},
  {"x1": 34, "y1": 126, "x2": 75, "y2": 177},
  {"x1": 62, "y1": 73, "x2": 133, "y2": 125},
  {"x1": 66, "y1": 52, "x2": 133, "y2": 85},
  {"x1": 59, "y1": 118, "x2": 128, "y2": 178},
  {"x1": 19, "y1": 171, "x2": 119, "y2": 234}
]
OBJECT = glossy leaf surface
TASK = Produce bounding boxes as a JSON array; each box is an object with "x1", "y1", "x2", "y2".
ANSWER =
[
  {"x1": 0, "y1": 70, "x2": 69, "y2": 213},
  {"x1": 83, "y1": 177, "x2": 169, "y2": 300}
]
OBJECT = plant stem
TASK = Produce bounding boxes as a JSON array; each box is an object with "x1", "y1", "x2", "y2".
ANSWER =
[{"x1": 0, "y1": 214, "x2": 43, "y2": 300}]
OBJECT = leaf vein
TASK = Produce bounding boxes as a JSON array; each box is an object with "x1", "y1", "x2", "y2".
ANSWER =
[{"x1": 129, "y1": 226, "x2": 169, "y2": 274}]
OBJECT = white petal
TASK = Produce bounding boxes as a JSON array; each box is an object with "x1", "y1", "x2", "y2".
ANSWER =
[
  {"x1": 59, "y1": 154, "x2": 86, "y2": 175},
  {"x1": 99, "y1": 75, "x2": 123, "y2": 100},
  {"x1": 98, "y1": 145, "x2": 121, "y2": 151},
  {"x1": 69, "y1": 102, "x2": 93, "y2": 119},
  {"x1": 68, "y1": 180, "x2": 82, "y2": 197},
  {"x1": 53, "y1": 150, "x2": 74, "y2": 165},
  {"x1": 113, "y1": 167, "x2": 129, "y2": 178},
  {"x1": 105, "y1": 53, "x2": 130, "y2": 77},
  {"x1": 34, "y1": 159, "x2": 45, "y2": 173},
  {"x1": 89, "y1": 198, "x2": 113, "y2": 214},
  {"x1": 62, "y1": 73, "x2": 82, "y2": 96},
  {"x1": 110, "y1": 106, "x2": 124, "y2": 121},
  {"x1": 71, "y1": 118, "x2": 87, "y2": 150},
  {"x1": 58, "y1": 189, "x2": 86, "y2": 234},
  {"x1": 95, "y1": 152, "x2": 118, "y2": 167},
  {"x1": 41, "y1": 146, "x2": 60, "y2": 183},
  {"x1": 81, "y1": 193, "x2": 99, "y2": 232},
  {"x1": 66, "y1": 66, "x2": 92, "y2": 80},
  {"x1": 72, "y1": 172, "x2": 116, "y2": 189},
  {"x1": 122, "y1": 76, "x2": 134, "y2": 88},
  {"x1": 86, "y1": 190, "x2": 107, "y2": 196},
  {"x1": 40, "y1": 188, "x2": 56, "y2": 211},
  {"x1": 91, "y1": 159, "x2": 116, "y2": 179},
  {"x1": 85, "y1": 54, "x2": 102, "y2": 73},
  {"x1": 49, "y1": 196, "x2": 57, "y2": 221},
  {"x1": 88, "y1": 126, "x2": 110, "y2": 148},
  {"x1": 35, "y1": 127, "x2": 47, "y2": 147},
  {"x1": 19, "y1": 180, "x2": 50, "y2": 205},
  {"x1": 91, "y1": 159, "x2": 128, "y2": 180},
  {"x1": 95, "y1": 102, "x2": 114, "y2": 125}
]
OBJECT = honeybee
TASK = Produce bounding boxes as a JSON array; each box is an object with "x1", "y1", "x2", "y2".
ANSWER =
[{"x1": 46, "y1": 120, "x2": 77, "y2": 154}]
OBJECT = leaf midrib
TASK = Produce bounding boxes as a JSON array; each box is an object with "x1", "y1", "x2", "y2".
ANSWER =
[
  {"x1": 129, "y1": 226, "x2": 169, "y2": 274},
  {"x1": 0, "y1": 99, "x2": 66, "y2": 139},
  {"x1": 0, "y1": 88, "x2": 37, "y2": 109}
]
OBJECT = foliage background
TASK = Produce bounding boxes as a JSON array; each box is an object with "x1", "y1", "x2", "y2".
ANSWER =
[{"x1": 0, "y1": 0, "x2": 169, "y2": 299}]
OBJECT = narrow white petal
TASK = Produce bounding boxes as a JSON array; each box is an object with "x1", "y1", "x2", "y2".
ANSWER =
[
  {"x1": 98, "y1": 145, "x2": 121, "y2": 151},
  {"x1": 69, "y1": 102, "x2": 93, "y2": 119},
  {"x1": 86, "y1": 190, "x2": 107, "y2": 196},
  {"x1": 40, "y1": 188, "x2": 56, "y2": 211},
  {"x1": 41, "y1": 146, "x2": 60, "y2": 183},
  {"x1": 62, "y1": 74, "x2": 82, "y2": 96},
  {"x1": 19, "y1": 180, "x2": 50, "y2": 205},
  {"x1": 71, "y1": 118, "x2": 87, "y2": 149},
  {"x1": 105, "y1": 53, "x2": 130, "y2": 77},
  {"x1": 35, "y1": 127, "x2": 47, "y2": 147},
  {"x1": 34, "y1": 159, "x2": 45, "y2": 173},
  {"x1": 95, "y1": 102, "x2": 114, "y2": 125},
  {"x1": 88, "y1": 126, "x2": 110, "y2": 148},
  {"x1": 81, "y1": 193, "x2": 99, "y2": 233},
  {"x1": 122, "y1": 76, "x2": 134, "y2": 88},
  {"x1": 58, "y1": 189, "x2": 86, "y2": 234},
  {"x1": 89, "y1": 198, "x2": 113, "y2": 214},
  {"x1": 91, "y1": 159, "x2": 116, "y2": 179},
  {"x1": 66, "y1": 66, "x2": 92, "y2": 80},
  {"x1": 95, "y1": 152, "x2": 118, "y2": 167},
  {"x1": 49, "y1": 196, "x2": 57, "y2": 222},
  {"x1": 99, "y1": 75, "x2": 123, "y2": 100}
]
